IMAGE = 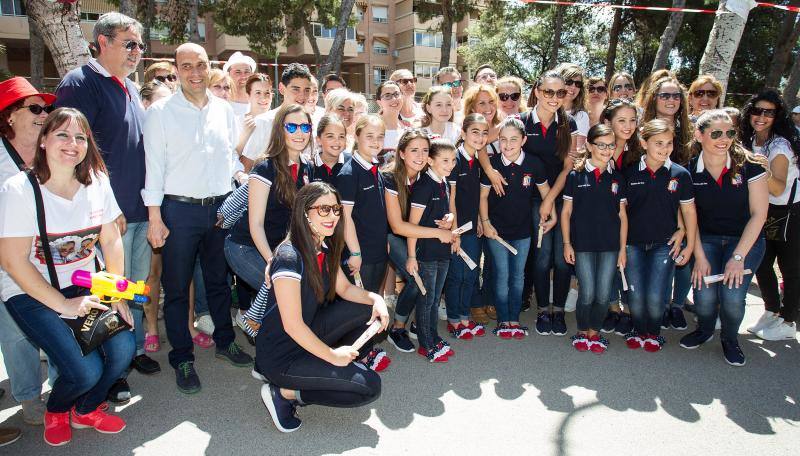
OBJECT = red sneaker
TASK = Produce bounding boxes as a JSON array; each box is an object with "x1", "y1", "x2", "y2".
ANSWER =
[
  {"x1": 493, "y1": 324, "x2": 513, "y2": 339},
  {"x1": 447, "y1": 323, "x2": 473, "y2": 340},
  {"x1": 571, "y1": 333, "x2": 589, "y2": 352},
  {"x1": 509, "y1": 324, "x2": 528, "y2": 340},
  {"x1": 643, "y1": 335, "x2": 665, "y2": 353},
  {"x1": 625, "y1": 332, "x2": 643, "y2": 350},
  {"x1": 418, "y1": 346, "x2": 448, "y2": 363},
  {"x1": 364, "y1": 347, "x2": 391, "y2": 372},
  {"x1": 467, "y1": 321, "x2": 485, "y2": 337},
  {"x1": 70, "y1": 406, "x2": 126, "y2": 434},
  {"x1": 44, "y1": 411, "x2": 71, "y2": 446},
  {"x1": 435, "y1": 340, "x2": 454, "y2": 357},
  {"x1": 589, "y1": 334, "x2": 608, "y2": 354}
]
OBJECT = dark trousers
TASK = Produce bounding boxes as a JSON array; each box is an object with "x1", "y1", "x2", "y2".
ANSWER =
[
  {"x1": 161, "y1": 198, "x2": 235, "y2": 368},
  {"x1": 260, "y1": 300, "x2": 381, "y2": 408},
  {"x1": 756, "y1": 205, "x2": 800, "y2": 323},
  {"x1": 359, "y1": 261, "x2": 388, "y2": 294}
]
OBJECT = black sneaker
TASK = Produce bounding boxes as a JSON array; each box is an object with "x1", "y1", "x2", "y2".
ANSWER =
[
  {"x1": 551, "y1": 311, "x2": 567, "y2": 336},
  {"x1": 601, "y1": 311, "x2": 620, "y2": 333},
  {"x1": 721, "y1": 339, "x2": 745, "y2": 366},
  {"x1": 614, "y1": 313, "x2": 633, "y2": 336},
  {"x1": 261, "y1": 383, "x2": 301, "y2": 433},
  {"x1": 670, "y1": 307, "x2": 688, "y2": 330},
  {"x1": 661, "y1": 308, "x2": 671, "y2": 329},
  {"x1": 679, "y1": 329, "x2": 714, "y2": 349},
  {"x1": 130, "y1": 354, "x2": 161, "y2": 375},
  {"x1": 106, "y1": 378, "x2": 131, "y2": 404},
  {"x1": 408, "y1": 322, "x2": 418, "y2": 340},
  {"x1": 388, "y1": 327, "x2": 415, "y2": 353},
  {"x1": 535, "y1": 311, "x2": 552, "y2": 335},
  {"x1": 215, "y1": 342, "x2": 254, "y2": 367},
  {"x1": 175, "y1": 361, "x2": 201, "y2": 394}
]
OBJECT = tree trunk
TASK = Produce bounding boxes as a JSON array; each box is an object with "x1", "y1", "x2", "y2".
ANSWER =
[
  {"x1": 318, "y1": 0, "x2": 357, "y2": 76},
  {"x1": 651, "y1": 0, "x2": 685, "y2": 72},
  {"x1": 699, "y1": 0, "x2": 752, "y2": 105},
  {"x1": 784, "y1": 52, "x2": 800, "y2": 108},
  {"x1": 23, "y1": 0, "x2": 91, "y2": 77},
  {"x1": 29, "y1": 17, "x2": 45, "y2": 89},
  {"x1": 302, "y1": 21, "x2": 323, "y2": 72},
  {"x1": 549, "y1": 5, "x2": 565, "y2": 68},
  {"x1": 119, "y1": 0, "x2": 137, "y2": 17},
  {"x1": 764, "y1": 11, "x2": 800, "y2": 89},
  {"x1": 605, "y1": 4, "x2": 623, "y2": 83},
  {"x1": 187, "y1": 0, "x2": 202, "y2": 44},
  {"x1": 438, "y1": 0, "x2": 453, "y2": 69}
]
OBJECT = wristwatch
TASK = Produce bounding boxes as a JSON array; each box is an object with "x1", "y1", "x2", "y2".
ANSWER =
[{"x1": 733, "y1": 253, "x2": 743, "y2": 262}]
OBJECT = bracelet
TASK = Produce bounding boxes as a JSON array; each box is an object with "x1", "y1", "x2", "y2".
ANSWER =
[
  {"x1": 350, "y1": 251, "x2": 361, "y2": 257},
  {"x1": 408, "y1": 256, "x2": 416, "y2": 259},
  {"x1": 481, "y1": 218, "x2": 490, "y2": 223},
  {"x1": 563, "y1": 242, "x2": 571, "y2": 245}
]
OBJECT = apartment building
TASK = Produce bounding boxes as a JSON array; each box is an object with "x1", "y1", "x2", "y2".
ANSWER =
[{"x1": 0, "y1": 0, "x2": 477, "y2": 96}]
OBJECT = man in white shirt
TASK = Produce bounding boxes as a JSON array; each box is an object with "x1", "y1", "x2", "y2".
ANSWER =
[
  {"x1": 241, "y1": 63, "x2": 313, "y2": 161},
  {"x1": 143, "y1": 43, "x2": 252, "y2": 394}
]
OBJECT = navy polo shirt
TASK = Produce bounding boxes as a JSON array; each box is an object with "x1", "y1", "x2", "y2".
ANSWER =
[
  {"x1": 311, "y1": 152, "x2": 350, "y2": 186},
  {"x1": 563, "y1": 162, "x2": 626, "y2": 252},
  {"x1": 480, "y1": 152, "x2": 548, "y2": 240},
  {"x1": 623, "y1": 156, "x2": 694, "y2": 245},
  {"x1": 383, "y1": 171, "x2": 415, "y2": 228},
  {"x1": 448, "y1": 146, "x2": 481, "y2": 230},
  {"x1": 336, "y1": 153, "x2": 389, "y2": 263},
  {"x1": 689, "y1": 153, "x2": 767, "y2": 237},
  {"x1": 228, "y1": 158, "x2": 311, "y2": 249},
  {"x1": 410, "y1": 169, "x2": 452, "y2": 261},
  {"x1": 55, "y1": 59, "x2": 147, "y2": 222},
  {"x1": 520, "y1": 108, "x2": 578, "y2": 189}
]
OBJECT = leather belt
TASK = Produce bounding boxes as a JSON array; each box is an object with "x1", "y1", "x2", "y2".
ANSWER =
[{"x1": 164, "y1": 193, "x2": 231, "y2": 206}]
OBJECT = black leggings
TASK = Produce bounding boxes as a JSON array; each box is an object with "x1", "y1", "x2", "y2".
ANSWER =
[
  {"x1": 259, "y1": 299, "x2": 382, "y2": 408},
  {"x1": 756, "y1": 203, "x2": 800, "y2": 323}
]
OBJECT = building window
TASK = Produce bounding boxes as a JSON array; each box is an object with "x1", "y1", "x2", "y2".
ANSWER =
[
  {"x1": 0, "y1": 0, "x2": 25, "y2": 16},
  {"x1": 373, "y1": 41, "x2": 388, "y2": 55},
  {"x1": 374, "y1": 67, "x2": 388, "y2": 86},
  {"x1": 415, "y1": 63, "x2": 439, "y2": 80},
  {"x1": 312, "y1": 23, "x2": 356, "y2": 41},
  {"x1": 414, "y1": 30, "x2": 456, "y2": 49},
  {"x1": 372, "y1": 6, "x2": 388, "y2": 23},
  {"x1": 80, "y1": 12, "x2": 101, "y2": 22},
  {"x1": 357, "y1": 40, "x2": 365, "y2": 53},
  {"x1": 150, "y1": 22, "x2": 206, "y2": 42}
]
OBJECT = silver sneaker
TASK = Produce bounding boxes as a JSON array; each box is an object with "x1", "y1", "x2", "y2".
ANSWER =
[
  {"x1": 756, "y1": 319, "x2": 797, "y2": 341},
  {"x1": 747, "y1": 310, "x2": 778, "y2": 334},
  {"x1": 194, "y1": 315, "x2": 215, "y2": 335}
]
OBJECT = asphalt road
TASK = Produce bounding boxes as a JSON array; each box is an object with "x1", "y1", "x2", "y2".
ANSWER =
[{"x1": 1, "y1": 289, "x2": 798, "y2": 456}]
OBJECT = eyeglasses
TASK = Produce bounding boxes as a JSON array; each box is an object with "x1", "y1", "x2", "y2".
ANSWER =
[
  {"x1": 284, "y1": 123, "x2": 312, "y2": 134},
  {"x1": 441, "y1": 80, "x2": 464, "y2": 89},
  {"x1": 108, "y1": 36, "x2": 146, "y2": 53},
  {"x1": 538, "y1": 88, "x2": 568, "y2": 99},
  {"x1": 380, "y1": 92, "x2": 402, "y2": 101},
  {"x1": 309, "y1": 204, "x2": 343, "y2": 217},
  {"x1": 498, "y1": 92, "x2": 521, "y2": 102},
  {"x1": 708, "y1": 129, "x2": 737, "y2": 140},
  {"x1": 588, "y1": 85, "x2": 607, "y2": 94},
  {"x1": 397, "y1": 78, "x2": 417, "y2": 85},
  {"x1": 656, "y1": 92, "x2": 682, "y2": 101},
  {"x1": 155, "y1": 74, "x2": 177, "y2": 83},
  {"x1": 612, "y1": 83, "x2": 635, "y2": 92},
  {"x1": 590, "y1": 142, "x2": 615, "y2": 150},
  {"x1": 692, "y1": 89, "x2": 719, "y2": 99},
  {"x1": 750, "y1": 107, "x2": 777, "y2": 118},
  {"x1": 212, "y1": 85, "x2": 231, "y2": 92},
  {"x1": 565, "y1": 79, "x2": 584, "y2": 89},
  {"x1": 477, "y1": 72, "x2": 497, "y2": 81},
  {"x1": 17, "y1": 104, "x2": 55, "y2": 115}
]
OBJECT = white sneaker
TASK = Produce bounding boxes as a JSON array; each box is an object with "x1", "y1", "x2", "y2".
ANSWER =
[
  {"x1": 756, "y1": 319, "x2": 797, "y2": 341},
  {"x1": 234, "y1": 311, "x2": 248, "y2": 332},
  {"x1": 438, "y1": 299, "x2": 447, "y2": 321},
  {"x1": 564, "y1": 288, "x2": 578, "y2": 313},
  {"x1": 747, "y1": 310, "x2": 778, "y2": 334},
  {"x1": 194, "y1": 315, "x2": 215, "y2": 335}
]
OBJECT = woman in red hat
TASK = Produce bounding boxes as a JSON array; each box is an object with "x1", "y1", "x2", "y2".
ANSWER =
[{"x1": 0, "y1": 76, "x2": 56, "y2": 427}]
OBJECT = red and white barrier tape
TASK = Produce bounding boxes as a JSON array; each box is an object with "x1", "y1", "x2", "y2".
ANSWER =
[{"x1": 519, "y1": 1, "x2": 800, "y2": 14}]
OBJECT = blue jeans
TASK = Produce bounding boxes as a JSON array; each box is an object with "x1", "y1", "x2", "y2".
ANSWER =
[
  {"x1": 387, "y1": 234, "x2": 419, "y2": 324},
  {"x1": 479, "y1": 237, "x2": 494, "y2": 308},
  {"x1": 5, "y1": 287, "x2": 135, "y2": 414},
  {"x1": 694, "y1": 235, "x2": 766, "y2": 342},
  {"x1": 224, "y1": 238, "x2": 267, "y2": 290},
  {"x1": 532, "y1": 200, "x2": 571, "y2": 309},
  {"x1": 161, "y1": 198, "x2": 235, "y2": 368},
  {"x1": 575, "y1": 251, "x2": 617, "y2": 331},
  {"x1": 444, "y1": 233, "x2": 480, "y2": 323},
  {"x1": 121, "y1": 221, "x2": 152, "y2": 355},
  {"x1": 487, "y1": 237, "x2": 531, "y2": 323},
  {"x1": 415, "y1": 259, "x2": 449, "y2": 350},
  {"x1": 663, "y1": 242, "x2": 693, "y2": 309},
  {"x1": 0, "y1": 300, "x2": 47, "y2": 401},
  {"x1": 626, "y1": 243, "x2": 674, "y2": 336}
]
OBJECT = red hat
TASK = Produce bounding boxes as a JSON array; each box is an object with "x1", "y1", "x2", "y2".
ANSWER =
[{"x1": 0, "y1": 77, "x2": 57, "y2": 112}]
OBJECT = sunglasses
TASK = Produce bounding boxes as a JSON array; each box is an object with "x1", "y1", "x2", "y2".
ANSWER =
[
  {"x1": 612, "y1": 83, "x2": 635, "y2": 92},
  {"x1": 539, "y1": 88, "x2": 568, "y2": 99},
  {"x1": 109, "y1": 37, "x2": 146, "y2": 53},
  {"x1": 498, "y1": 92, "x2": 521, "y2": 102},
  {"x1": 591, "y1": 142, "x2": 615, "y2": 150},
  {"x1": 380, "y1": 92, "x2": 402, "y2": 101},
  {"x1": 750, "y1": 107, "x2": 777, "y2": 118},
  {"x1": 441, "y1": 80, "x2": 464, "y2": 89},
  {"x1": 588, "y1": 85, "x2": 607, "y2": 94},
  {"x1": 397, "y1": 78, "x2": 417, "y2": 85},
  {"x1": 155, "y1": 74, "x2": 177, "y2": 83},
  {"x1": 656, "y1": 92, "x2": 682, "y2": 101},
  {"x1": 708, "y1": 129, "x2": 737, "y2": 140},
  {"x1": 284, "y1": 123, "x2": 312, "y2": 134},
  {"x1": 692, "y1": 89, "x2": 719, "y2": 99},
  {"x1": 212, "y1": 84, "x2": 231, "y2": 92},
  {"x1": 309, "y1": 204, "x2": 343, "y2": 217},
  {"x1": 18, "y1": 104, "x2": 55, "y2": 115},
  {"x1": 565, "y1": 79, "x2": 584, "y2": 89}
]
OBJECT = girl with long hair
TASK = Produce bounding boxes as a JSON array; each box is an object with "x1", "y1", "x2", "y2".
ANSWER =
[
  {"x1": 555, "y1": 63, "x2": 590, "y2": 148},
  {"x1": 311, "y1": 114, "x2": 349, "y2": 185},
  {"x1": 419, "y1": 85, "x2": 460, "y2": 143},
  {"x1": 608, "y1": 72, "x2": 636, "y2": 101},
  {"x1": 375, "y1": 81, "x2": 409, "y2": 162}
]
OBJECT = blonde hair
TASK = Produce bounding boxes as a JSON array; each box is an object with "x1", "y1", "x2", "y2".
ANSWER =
[
  {"x1": 420, "y1": 86, "x2": 454, "y2": 127},
  {"x1": 324, "y1": 88, "x2": 353, "y2": 112},
  {"x1": 687, "y1": 74, "x2": 724, "y2": 114},
  {"x1": 462, "y1": 84, "x2": 500, "y2": 126},
  {"x1": 352, "y1": 114, "x2": 386, "y2": 154},
  {"x1": 209, "y1": 69, "x2": 232, "y2": 88},
  {"x1": 144, "y1": 61, "x2": 175, "y2": 83},
  {"x1": 496, "y1": 76, "x2": 527, "y2": 113}
]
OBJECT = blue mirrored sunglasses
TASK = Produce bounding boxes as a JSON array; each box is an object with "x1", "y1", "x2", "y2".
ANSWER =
[{"x1": 284, "y1": 123, "x2": 312, "y2": 134}]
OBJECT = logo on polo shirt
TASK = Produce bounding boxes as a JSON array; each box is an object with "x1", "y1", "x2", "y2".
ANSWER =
[
  {"x1": 522, "y1": 174, "x2": 532, "y2": 187},
  {"x1": 303, "y1": 175, "x2": 310, "y2": 185},
  {"x1": 612, "y1": 180, "x2": 619, "y2": 195},
  {"x1": 362, "y1": 185, "x2": 375, "y2": 190},
  {"x1": 630, "y1": 181, "x2": 644, "y2": 186},
  {"x1": 732, "y1": 173, "x2": 743, "y2": 187},
  {"x1": 667, "y1": 178, "x2": 679, "y2": 193}
]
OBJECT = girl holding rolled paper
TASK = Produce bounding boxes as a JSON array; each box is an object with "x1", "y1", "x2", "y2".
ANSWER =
[
  {"x1": 406, "y1": 139, "x2": 458, "y2": 362},
  {"x1": 679, "y1": 109, "x2": 768, "y2": 367},
  {"x1": 561, "y1": 124, "x2": 628, "y2": 354},
  {"x1": 622, "y1": 119, "x2": 697, "y2": 353},
  {"x1": 480, "y1": 117, "x2": 555, "y2": 340},
  {"x1": 254, "y1": 182, "x2": 389, "y2": 433}
]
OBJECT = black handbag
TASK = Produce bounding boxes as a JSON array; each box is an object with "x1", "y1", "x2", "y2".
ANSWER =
[
  {"x1": 764, "y1": 178, "x2": 797, "y2": 242},
  {"x1": 26, "y1": 170, "x2": 131, "y2": 356}
]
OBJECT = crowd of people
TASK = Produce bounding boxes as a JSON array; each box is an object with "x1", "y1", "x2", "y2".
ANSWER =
[{"x1": 1, "y1": 11, "x2": 799, "y2": 446}]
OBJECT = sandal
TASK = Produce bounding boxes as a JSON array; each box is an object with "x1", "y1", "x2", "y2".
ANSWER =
[
  {"x1": 144, "y1": 333, "x2": 160, "y2": 353},
  {"x1": 192, "y1": 332, "x2": 215, "y2": 349}
]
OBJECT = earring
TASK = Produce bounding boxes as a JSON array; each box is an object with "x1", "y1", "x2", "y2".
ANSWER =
[{"x1": 40, "y1": 144, "x2": 45, "y2": 149}]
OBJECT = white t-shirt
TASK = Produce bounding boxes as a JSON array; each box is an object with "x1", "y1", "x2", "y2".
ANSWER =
[
  {"x1": 0, "y1": 171, "x2": 121, "y2": 300},
  {"x1": 242, "y1": 107, "x2": 279, "y2": 160},
  {"x1": 0, "y1": 140, "x2": 24, "y2": 185},
  {"x1": 753, "y1": 136, "x2": 800, "y2": 206},
  {"x1": 571, "y1": 110, "x2": 590, "y2": 137},
  {"x1": 231, "y1": 101, "x2": 250, "y2": 117},
  {"x1": 422, "y1": 122, "x2": 461, "y2": 145}
]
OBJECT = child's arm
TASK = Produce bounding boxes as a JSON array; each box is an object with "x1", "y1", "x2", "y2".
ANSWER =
[
  {"x1": 618, "y1": 202, "x2": 628, "y2": 269},
  {"x1": 539, "y1": 157, "x2": 574, "y2": 224},
  {"x1": 449, "y1": 183, "x2": 461, "y2": 253},
  {"x1": 342, "y1": 205, "x2": 362, "y2": 274},
  {"x1": 537, "y1": 182, "x2": 558, "y2": 233},
  {"x1": 479, "y1": 186, "x2": 498, "y2": 239},
  {"x1": 478, "y1": 147, "x2": 506, "y2": 196},
  {"x1": 406, "y1": 206, "x2": 424, "y2": 275},
  {"x1": 677, "y1": 202, "x2": 698, "y2": 267},
  {"x1": 248, "y1": 178, "x2": 274, "y2": 262},
  {"x1": 561, "y1": 199, "x2": 574, "y2": 265},
  {"x1": 384, "y1": 192, "x2": 453, "y2": 243}
]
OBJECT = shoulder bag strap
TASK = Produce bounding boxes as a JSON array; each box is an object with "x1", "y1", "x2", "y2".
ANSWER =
[
  {"x1": 3, "y1": 137, "x2": 27, "y2": 171},
  {"x1": 26, "y1": 170, "x2": 60, "y2": 289}
]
